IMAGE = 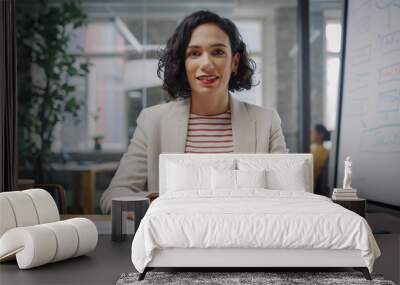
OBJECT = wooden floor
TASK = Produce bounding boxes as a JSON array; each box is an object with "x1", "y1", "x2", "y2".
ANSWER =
[
  {"x1": 0, "y1": 235, "x2": 133, "y2": 285},
  {"x1": 0, "y1": 213, "x2": 398, "y2": 284},
  {"x1": 367, "y1": 212, "x2": 400, "y2": 284}
]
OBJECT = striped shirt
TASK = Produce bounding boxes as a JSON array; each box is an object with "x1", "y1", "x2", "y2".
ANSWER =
[{"x1": 185, "y1": 111, "x2": 234, "y2": 154}]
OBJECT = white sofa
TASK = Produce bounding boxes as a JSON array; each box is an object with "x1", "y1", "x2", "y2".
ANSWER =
[{"x1": 0, "y1": 189, "x2": 98, "y2": 269}]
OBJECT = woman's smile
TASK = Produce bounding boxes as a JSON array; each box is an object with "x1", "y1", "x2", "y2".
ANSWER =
[{"x1": 196, "y1": 75, "x2": 220, "y2": 86}]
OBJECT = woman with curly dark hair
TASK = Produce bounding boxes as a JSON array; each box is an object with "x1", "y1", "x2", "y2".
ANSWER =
[
  {"x1": 157, "y1": 10, "x2": 255, "y2": 100},
  {"x1": 101, "y1": 10, "x2": 287, "y2": 212}
]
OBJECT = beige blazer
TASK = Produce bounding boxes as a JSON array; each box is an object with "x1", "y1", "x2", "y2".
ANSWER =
[{"x1": 100, "y1": 95, "x2": 287, "y2": 213}]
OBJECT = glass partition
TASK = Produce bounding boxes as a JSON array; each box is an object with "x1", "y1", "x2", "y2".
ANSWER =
[
  {"x1": 17, "y1": 0, "x2": 300, "y2": 214},
  {"x1": 309, "y1": 0, "x2": 344, "y2": 195}
]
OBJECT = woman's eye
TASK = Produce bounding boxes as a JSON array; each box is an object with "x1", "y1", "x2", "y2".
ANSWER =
[
  {"x1": 188, "y1": 51, "x2": 200, "y2": 57},
  {"x1": 213, "y1": 49, "x2": 225, "y2": 56}
]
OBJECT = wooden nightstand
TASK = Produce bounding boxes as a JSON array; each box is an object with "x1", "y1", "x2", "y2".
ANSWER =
[{"x1": 332, "y1": 198, "x2": 366, "y2": 218}]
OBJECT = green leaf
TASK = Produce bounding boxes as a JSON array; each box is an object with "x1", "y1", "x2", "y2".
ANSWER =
[
  {"x1": 67, "y1": 66, "x2": 78, "y2": 76},
  {"x1": 80, "y1": 62, "x2": 89, "y2": 73}
]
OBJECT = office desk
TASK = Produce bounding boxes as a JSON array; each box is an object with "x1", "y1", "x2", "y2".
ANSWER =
[
  {"x1": 52, "y1": 162, "x2": 119, "y2": 214},
  {"x1": 0, "y1": 235, "x2": 133, "y2": 285}
]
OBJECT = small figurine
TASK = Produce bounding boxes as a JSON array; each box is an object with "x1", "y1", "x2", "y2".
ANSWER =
[{"x1": 342, "y1": 156, "x2": 352, "y2": 189}]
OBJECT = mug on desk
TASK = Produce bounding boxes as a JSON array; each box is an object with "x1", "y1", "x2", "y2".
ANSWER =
[{"x1": 111, "y1": 197, "x2": 149, "y2": 242}]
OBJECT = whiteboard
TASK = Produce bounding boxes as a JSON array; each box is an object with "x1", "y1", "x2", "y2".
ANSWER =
[{"x1": 337, "y1": 0, "x2": 400, "y2": 207}]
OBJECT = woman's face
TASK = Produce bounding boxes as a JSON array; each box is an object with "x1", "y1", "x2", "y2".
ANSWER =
[
  {"x1": 185, "y1": 23, "x2": 240, "y2": 99},
  {"x1": 310, "y1": 129, "x2": 323, "y2": 144}
]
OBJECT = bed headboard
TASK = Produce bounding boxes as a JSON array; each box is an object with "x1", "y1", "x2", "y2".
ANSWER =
[{"x1": 159, "y1": 153, "x2": 313, "y2": 195}]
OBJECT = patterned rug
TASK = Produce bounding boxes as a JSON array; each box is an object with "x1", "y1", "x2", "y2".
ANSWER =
[{"x1": 116, "y1": 271, "x2": 396, "y2": 285}]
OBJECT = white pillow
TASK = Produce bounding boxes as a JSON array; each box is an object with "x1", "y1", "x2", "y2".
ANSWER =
[
  {"x1": 211, "y1": 169, "x2": 267, "y2": 190},
  {"x1": 266, "y1": 168, "x2": 306, "y2": 191},
  {"x1": 211, "y1": 168, "x2": 236, "y2": 190},
  {"x1": 238, "y1": 159, "x2": 309, "y2": 191},
  {"x1": 167, "y1": 163, "x2": 211, "y2": 191},
  {"x1": 237, "y1": 169, "x2": 267, "y2": 188}
]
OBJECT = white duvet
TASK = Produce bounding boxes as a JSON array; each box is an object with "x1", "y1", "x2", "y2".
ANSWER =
[{"x1": 131, "y1": 190, "x2": 380, "y2": 273}]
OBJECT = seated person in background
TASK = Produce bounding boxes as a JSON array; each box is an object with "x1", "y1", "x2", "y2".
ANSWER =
[
  {"x1": 100, "y1": 10, "x2": 288, "y2": 213},
  {"x1": 310, "y1": 124, "x2": 330, "y2": 187}
]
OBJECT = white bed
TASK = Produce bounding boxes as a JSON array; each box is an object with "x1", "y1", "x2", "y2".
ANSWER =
[{"x1": 131, "y1": 154, "x2": 380, "y2": 280}]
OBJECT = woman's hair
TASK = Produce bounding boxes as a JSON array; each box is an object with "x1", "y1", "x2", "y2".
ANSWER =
[
  {"x1": 157, "y1": 10, "x2": 256, "y2": 99},
  {"x1": 315, "y1": 124, "x2": 331, "y2": 142}
]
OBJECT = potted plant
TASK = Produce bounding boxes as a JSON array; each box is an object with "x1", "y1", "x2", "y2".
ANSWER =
[
  {"x1": 17, "y1": 0, "x2": 90, "y2": 182},
  {"x1": 89, "y1": 107, "x2": 104, "y2": 151},
  {"x1": 93, "y1": 134, "x2": 104, "y2": 151}
]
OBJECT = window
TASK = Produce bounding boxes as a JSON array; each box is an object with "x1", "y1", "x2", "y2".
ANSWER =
[
  {"x1": 309, "y1": 2, "x2": 343, "y2": 136},
  {"x1": 325, "y1": 21, "x2": 342, "y2": 130},
  {"x1": 326, "y1": 22, "x2": 342, "y2": 53},
  {"x1": 59, "y1": 20, "x2": 167, "y2": 152},
  {"x1": 233, "y1": 20, "x2": 263, "y2": 106}
]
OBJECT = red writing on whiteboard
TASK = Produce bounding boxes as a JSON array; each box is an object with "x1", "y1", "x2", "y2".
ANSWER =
[{"x1": 379, "y1": 63, "x2": 400, "y2": 83}]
